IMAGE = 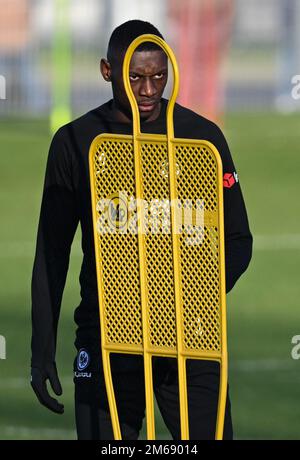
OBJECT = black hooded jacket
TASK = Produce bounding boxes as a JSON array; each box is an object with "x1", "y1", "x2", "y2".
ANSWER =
[{"x1": 31, "y1": 99, "x2": 252, "y2": 368}]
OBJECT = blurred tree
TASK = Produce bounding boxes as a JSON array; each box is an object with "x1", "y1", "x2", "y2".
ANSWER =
[
  {"x1": 0, "y1": 0, "x2": 31, "y2": 108},
  {"x1": 0, "y1": 0, "x2": 29, "y2": 52},
  {"x1": 168, "y1": 0, "x2": 234, "y2": 123}
]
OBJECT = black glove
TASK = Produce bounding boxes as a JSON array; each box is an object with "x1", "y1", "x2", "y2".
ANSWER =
[{"x1": 31, "y1": 362, "x2": 64, "y2": 414}]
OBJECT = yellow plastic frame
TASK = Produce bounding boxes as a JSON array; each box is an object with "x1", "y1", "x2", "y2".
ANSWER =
[{"x1": 89, "y1": 34, "x2": 228, "y2": 440}]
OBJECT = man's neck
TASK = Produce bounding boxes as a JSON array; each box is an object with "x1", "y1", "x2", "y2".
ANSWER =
[{"x1": 111, "y1": 100, "x2": 162, "y2": 124}]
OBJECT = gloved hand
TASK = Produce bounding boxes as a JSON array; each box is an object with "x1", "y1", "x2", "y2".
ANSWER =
[{"x1": 31, "y1": 362, "x2": 64, "y2": 414}]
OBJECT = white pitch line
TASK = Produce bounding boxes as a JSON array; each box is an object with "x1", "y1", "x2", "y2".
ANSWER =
[
  {"x1": 231, "y1": 358, "x2": 295, "y2": 372},
  {"x1": 254, "y1": 234, "x2": 300, "y2": 251},
  {"x1": 0, "y1": 242, "x2": 82, "y2": 258},
  {"x1": 1, "y1": 234, "x2": 300, "y2": 259},
  {"x1": 0, "y1": 376, "x2": 73, "y2": 390},
  {"x1": 0, "y1": 425, "x2": 76, "y2": 440},
  {"x1": 0, "y1": 359, "x2": 296, "y2": 392}
]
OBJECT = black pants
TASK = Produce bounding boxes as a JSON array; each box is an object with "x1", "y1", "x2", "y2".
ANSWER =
[{"x1": 74, "y1": 350, "x2": 233, "y2": 440}]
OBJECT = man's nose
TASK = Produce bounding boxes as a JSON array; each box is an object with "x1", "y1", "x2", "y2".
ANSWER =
[{"x1": 140, "y1": 77, "x2": 157, "y2": 97}]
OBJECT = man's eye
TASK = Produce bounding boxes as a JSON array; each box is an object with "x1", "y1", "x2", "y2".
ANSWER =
[
  {"x1": 153, "y1": 73, "x2": 164, "y2": 80},
  {"x1": 129, "y1": 75, "x2": 139, "y2": 82}
]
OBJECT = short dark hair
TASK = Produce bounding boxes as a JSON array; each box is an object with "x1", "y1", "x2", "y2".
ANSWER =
[{"x1": 107, "y1": 19, "x2": 165, "y2": 65}]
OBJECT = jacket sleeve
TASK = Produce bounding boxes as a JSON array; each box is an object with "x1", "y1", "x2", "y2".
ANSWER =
[
  {"x1": 31, "y1": 128, "x2": 79, "y2": 368},
  {"x1": 213, "y1": 125, "x2": 253, "y2": 293}
]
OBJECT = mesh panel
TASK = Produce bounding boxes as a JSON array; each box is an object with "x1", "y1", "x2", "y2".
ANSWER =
[
  {"x1": 93, "y1": 138, "x2": 142, "y2": 348},
  {"x1": 141, "y1": 142, "x2": 176, "y2": 351},
  {"x1": 174, "y1": 143, "x2": 221, "y2": 352}
]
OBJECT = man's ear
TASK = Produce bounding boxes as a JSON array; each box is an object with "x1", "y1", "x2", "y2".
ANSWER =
[{"x1": 100, "y1": 58, "x2": 112, "y2": 82}]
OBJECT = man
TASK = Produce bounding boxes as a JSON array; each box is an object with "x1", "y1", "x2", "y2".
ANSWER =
[{"x1": 31, "y1": 20, "x2": 252, "y2": 440}]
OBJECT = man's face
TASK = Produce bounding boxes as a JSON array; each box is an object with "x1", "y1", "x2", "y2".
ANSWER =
[{"x1": 101, "y1": 49, "x2": 168, "y2": 122}]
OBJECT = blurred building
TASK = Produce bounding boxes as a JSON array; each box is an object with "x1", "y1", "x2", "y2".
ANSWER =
[
  {"x1": 0, "y1": 0, "x2": 300, "y2": 120},
  {"x1": 0, "y1": 0, "x2": 31, "y2": 111}
]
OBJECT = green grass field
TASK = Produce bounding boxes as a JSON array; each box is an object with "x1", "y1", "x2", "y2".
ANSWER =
[{"x1": 0, "y1": 112, "x2": 300, "y2": 439}]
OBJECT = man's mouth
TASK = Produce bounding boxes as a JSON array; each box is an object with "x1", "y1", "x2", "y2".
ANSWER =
[{"x1": 138, "y1": 101, "x2": 157, "y2": 112}]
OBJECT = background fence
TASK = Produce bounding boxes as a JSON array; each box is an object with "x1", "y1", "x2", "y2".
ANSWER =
[{"x1": 1, "y1": 0, "x2": 300, "y2": 121}]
